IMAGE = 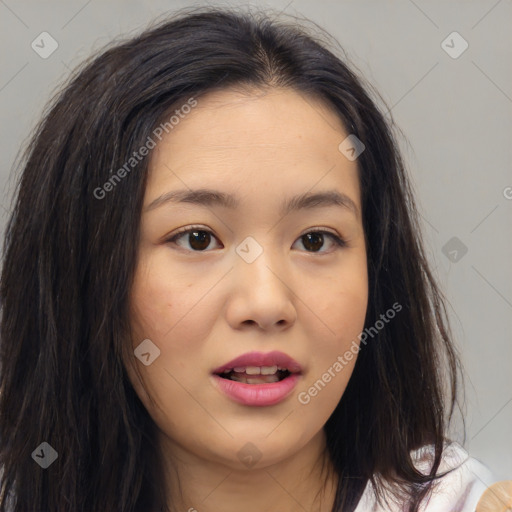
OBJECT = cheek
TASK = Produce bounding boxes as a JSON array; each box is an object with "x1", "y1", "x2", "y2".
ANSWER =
[
  {"x1": 336, "y1": 249, "x2": 368, "y2": 332},
  {"x1": 129, "y1": 257, "x2": 171, "y2": 338},
  {"x1": 298, "y1": 253, "x2": 368, "y2": 403},
  {"x1": 126, "y1": 262, "x2": 217, "y2": 430},
  {"x1": 130, "y1": 288, "x2": 214, "y2": 379},
  {"x1": 333, "y1": 284, "x2": 368, "y2": 338},
  {"x1": 127, "y1": 254, "x2": 227, "y2": 414},
  {"x1": 296, "y1": 287, "x2": 366, "y2": 423},
  {"x1": 311, "y1": 284, "x2": 367, "y2": 375},
  {"x1": 305, "y1": 251, "x2": 368, "y2": 343},
  {"x1": 129, "y1": 252, "x2": 214, "y2": 343}
]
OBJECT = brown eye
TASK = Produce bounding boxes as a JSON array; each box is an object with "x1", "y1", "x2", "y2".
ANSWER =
[
  {"x1": 167, "y1": 228, "x2": 221, "y2": 252},
  {"x1": 302, "y1": 232, "x2": 324, "y2": 252},
  {"x1": 294, "y1": 230, "x2": 346, "y2": 253},
  {"x1": 187, "y1": 230, "x2": 211, "y2": 251}
]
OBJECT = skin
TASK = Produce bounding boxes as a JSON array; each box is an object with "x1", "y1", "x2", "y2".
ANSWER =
[{"x1": 125, "y1": 86, "x2": 368, "y2": 512}]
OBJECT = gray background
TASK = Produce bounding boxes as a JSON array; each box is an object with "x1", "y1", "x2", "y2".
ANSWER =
[{"x1": 1, "y1": 0, "x2": 511, "y2": 480}]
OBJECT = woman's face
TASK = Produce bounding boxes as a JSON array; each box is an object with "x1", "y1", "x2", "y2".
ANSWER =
[{"x1": 126, "y1": 86, "x2": 368, "y2": 470}]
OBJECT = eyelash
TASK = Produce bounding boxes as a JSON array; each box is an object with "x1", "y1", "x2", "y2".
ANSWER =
[{"x1": 165, "y1": 225, "x2": 347, "y2": 253}]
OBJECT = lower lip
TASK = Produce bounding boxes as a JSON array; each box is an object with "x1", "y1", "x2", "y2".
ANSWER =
[{"x1": 212, "y1": 373, "x2": 301, "y2": 406}]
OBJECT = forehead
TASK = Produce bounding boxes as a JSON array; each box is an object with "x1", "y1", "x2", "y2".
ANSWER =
[
  {"x1": 146, "y1": 86, "x2": 362, "y2": 212},
  {"x1": 157, "y1": 86, "x2": 347, "y2": 147}
]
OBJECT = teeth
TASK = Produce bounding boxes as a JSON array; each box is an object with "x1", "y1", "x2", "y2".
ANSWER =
[
  {"x1": 230, "y1": 374, "x2": 280, "y2": 384},
  {"x1": 231, "y1": 366, "x2": 279, "y2": 375},
  {"x1": 246, "y1": 378, "x2": 263, "y2": 384}
]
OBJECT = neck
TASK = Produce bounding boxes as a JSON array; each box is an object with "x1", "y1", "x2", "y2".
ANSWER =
[{"x1": 159, "y1": 429, "x2": 338, "y2": 512}]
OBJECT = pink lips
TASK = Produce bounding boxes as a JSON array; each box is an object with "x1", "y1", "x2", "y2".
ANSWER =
[{"x1": 211, "y1": 350, "x2": 302, "y2": 407}]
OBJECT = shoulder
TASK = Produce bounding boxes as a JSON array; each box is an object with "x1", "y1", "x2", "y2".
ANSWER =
[
  {"x1": 412, "y1": 442, "x2": 495, "y2": 511},
  {"x1": 355, "y1": 442, "x2": 496, "y2": 512}
]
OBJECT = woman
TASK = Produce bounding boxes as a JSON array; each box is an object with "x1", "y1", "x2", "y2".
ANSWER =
[{"x1": 0, "y1": 7, "x2": 496, "y2": 512}]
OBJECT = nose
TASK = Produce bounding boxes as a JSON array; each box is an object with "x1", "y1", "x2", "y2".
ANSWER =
[{"x1": 225, "y1": 245, "x2": 297, "y2": 331}]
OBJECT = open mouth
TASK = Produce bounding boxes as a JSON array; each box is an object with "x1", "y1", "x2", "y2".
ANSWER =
[
  {"x1": 211, "y1": 353, "x2": 302, "y2": 406},
  {"x1": 216, "y1": 366, "x2": 293, "y2": 384}
]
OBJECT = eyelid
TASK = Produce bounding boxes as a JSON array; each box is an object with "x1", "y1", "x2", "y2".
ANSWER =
[
  {"x1": 298, "y1": 226, "x2": 339, "y2": 238},
  {"x1": 296, "y1": 227, "x2": 348, "y2": 251},
  {"x1": 166, "y1": 224, "x2": 223, "y2": 248}
]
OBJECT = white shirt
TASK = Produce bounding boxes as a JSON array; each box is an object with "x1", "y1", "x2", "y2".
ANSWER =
[{"x1": 355, "y1": 442, "x2": 495, "y2": 511}]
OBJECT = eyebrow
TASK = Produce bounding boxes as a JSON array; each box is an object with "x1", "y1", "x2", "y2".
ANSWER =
[{"x1": 144, "y1": 188, "x2": 359, "y2": 218}]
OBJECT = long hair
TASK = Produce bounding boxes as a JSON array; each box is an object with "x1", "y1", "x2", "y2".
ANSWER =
[{"x1": 0, "y1": 7, "x2": 462, "y2": 512}]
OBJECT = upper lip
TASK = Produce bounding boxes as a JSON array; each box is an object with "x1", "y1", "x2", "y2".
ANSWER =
[{"x1": 212, "y1": 350, "x2": 302, "y2": 374}]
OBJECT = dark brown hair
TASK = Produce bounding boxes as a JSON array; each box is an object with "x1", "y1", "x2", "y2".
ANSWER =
[{"x1": 0, "y1": 6, "x2": 462, "y2": 512}]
